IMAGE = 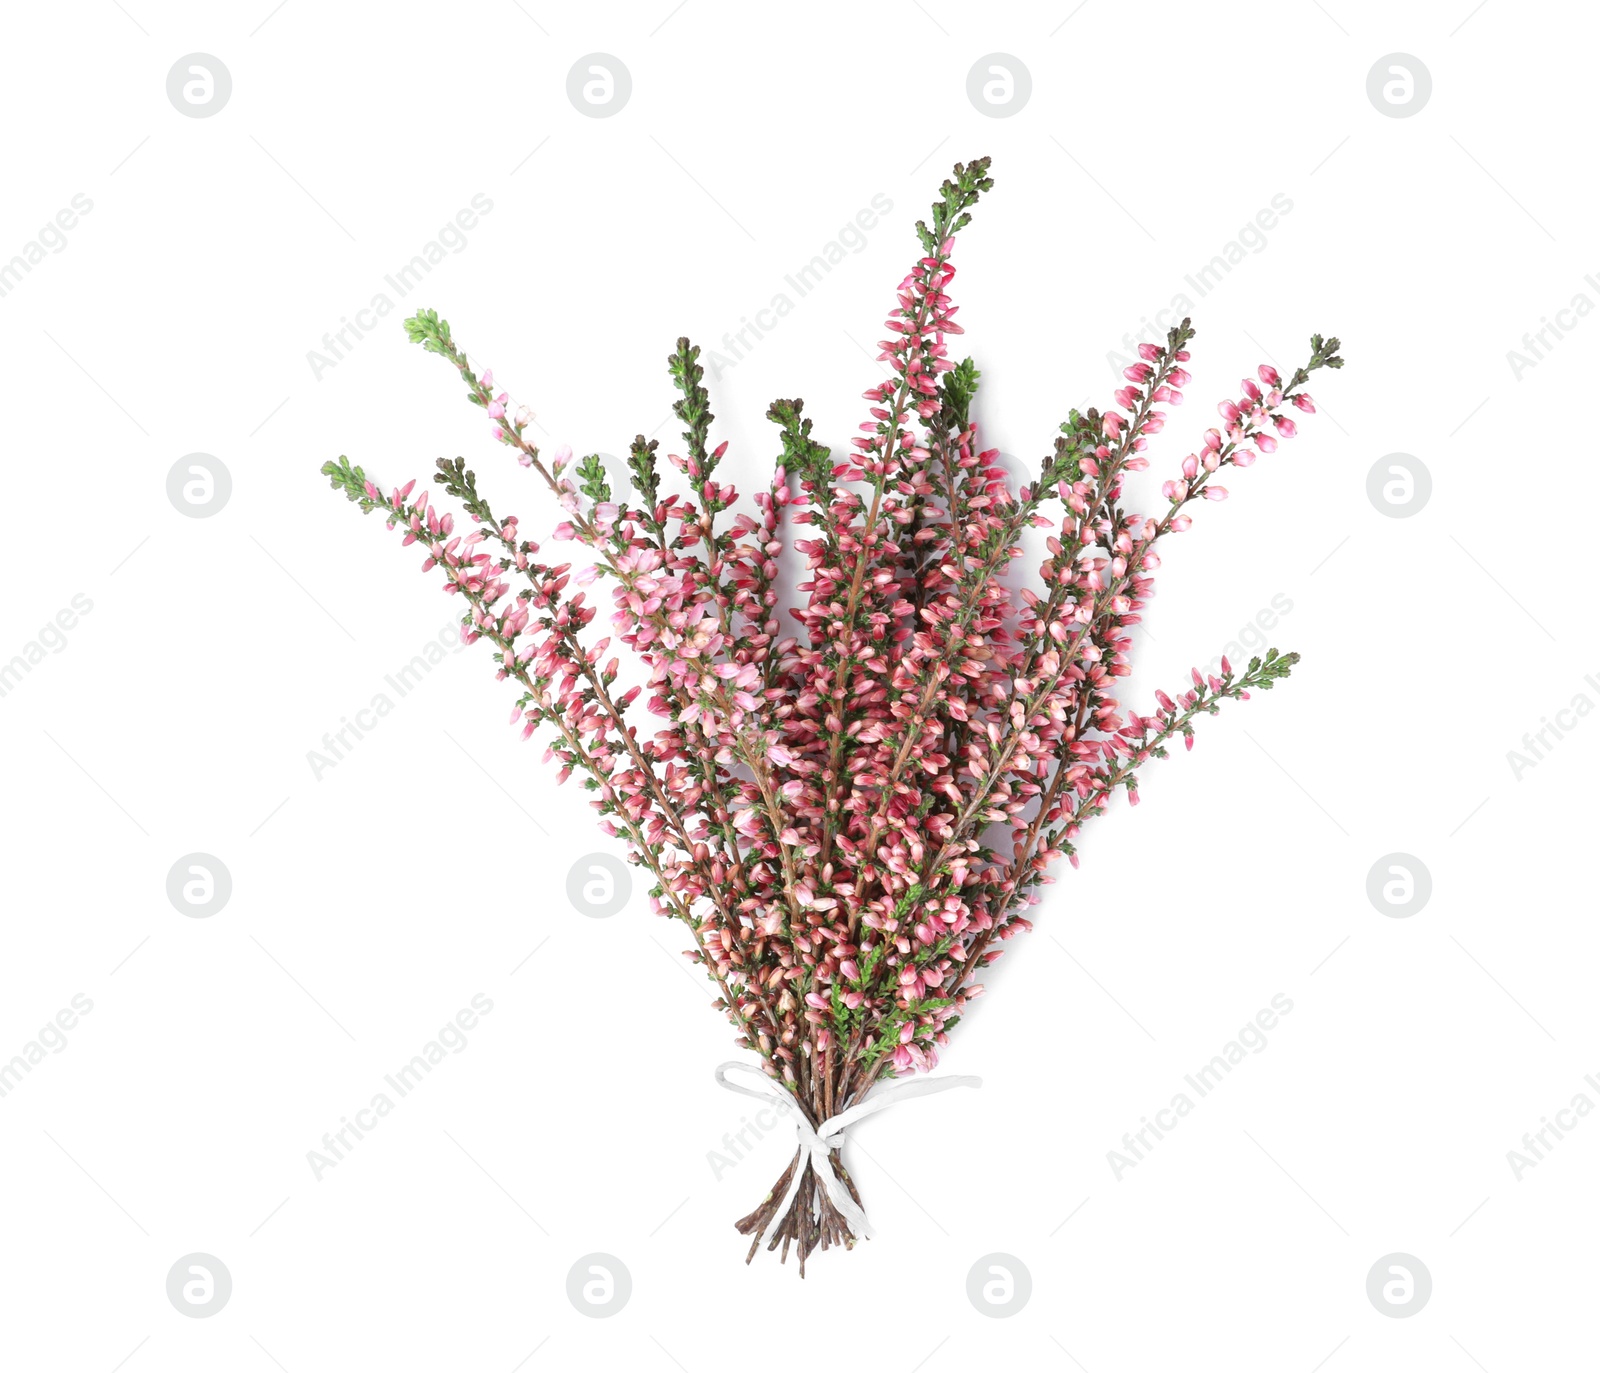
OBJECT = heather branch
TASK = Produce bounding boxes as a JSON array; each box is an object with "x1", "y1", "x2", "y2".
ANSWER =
[
  {"x1": 952, "y1": 648, "x2": 1302, "y2": 994},
  {"x1": 844, "y1": 648, "x2": 1297, "y2": 1103},
  {"x1": 404, "y1": 314, "x2": 814, "y2": 932},
  {"x1": 324, "y1": 458, "x2": 791, "y2": 1068},
  {"x1": 845, "y1": 326, "x2": 1196, "y2": 906},
  {"x1": 919, "y1": 336, "x2": 1341, "y2": 882},
  {"x1": 428, "y1": 452, "x2": 772, "y2": 947},
  {"x1": 815, "y1": 158, "x2": 994, "y2": 870}
]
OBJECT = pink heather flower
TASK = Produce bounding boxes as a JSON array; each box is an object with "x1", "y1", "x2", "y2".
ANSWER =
[{"x1": 325, "y1": 157, "x2": 1340, "y2": 1270}]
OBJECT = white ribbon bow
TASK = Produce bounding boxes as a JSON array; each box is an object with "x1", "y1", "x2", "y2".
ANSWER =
[{"x1": 714, "y1": 1060, "x2": 982, "y2": 1239}]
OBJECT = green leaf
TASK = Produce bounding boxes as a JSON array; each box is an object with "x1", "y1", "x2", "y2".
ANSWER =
[{"x1": 575, "y1": 453, "x2": 612, "y2": 503}]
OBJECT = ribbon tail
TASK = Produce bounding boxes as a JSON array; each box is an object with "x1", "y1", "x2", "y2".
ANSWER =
[{"x1": 811, "y1": 1138, "x2": 874, "y2": 1239}]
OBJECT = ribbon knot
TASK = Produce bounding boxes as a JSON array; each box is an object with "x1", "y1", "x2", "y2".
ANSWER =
[{"x1": 714, "y1": 1060, "x2": 982, "y2": 1238}]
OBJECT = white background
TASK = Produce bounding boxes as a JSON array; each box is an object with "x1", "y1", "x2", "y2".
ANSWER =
[{"x1": 1, "y1": 1, "x2": 1593, "y2": 1368}]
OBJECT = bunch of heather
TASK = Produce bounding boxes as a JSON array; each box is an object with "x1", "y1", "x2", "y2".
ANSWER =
[{"x1": 322, "y1": 155, "x2": 1342, "y2": 1272}]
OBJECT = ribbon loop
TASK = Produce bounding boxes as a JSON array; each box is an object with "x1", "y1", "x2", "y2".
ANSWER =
[{"x1": 714, "y1": 1061, "x2": 981, "y2": 1239}]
